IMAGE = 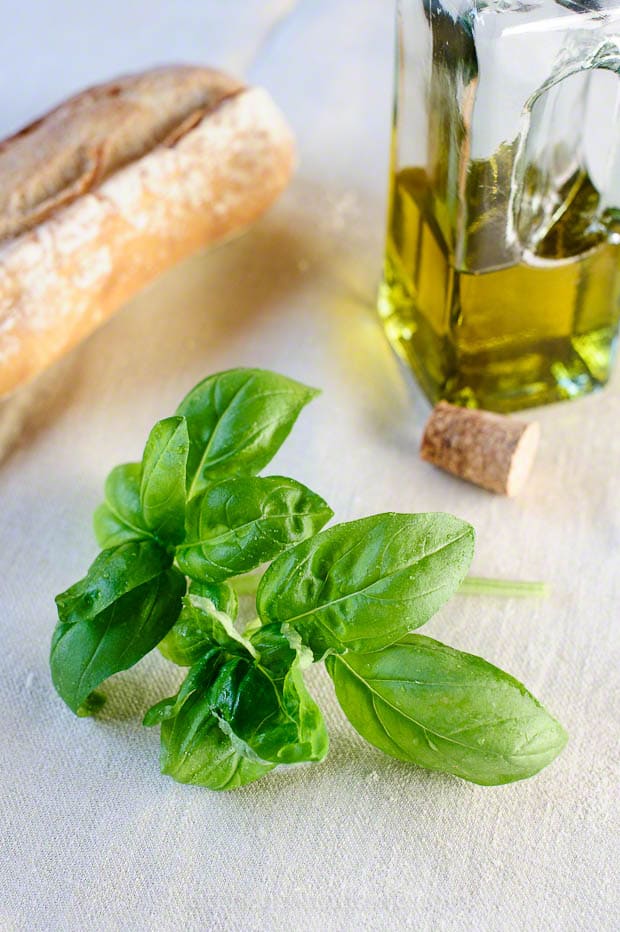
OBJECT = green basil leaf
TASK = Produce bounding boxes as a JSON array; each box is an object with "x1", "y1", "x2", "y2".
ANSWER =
[
  {"x1": 188, "y1": 579, "x2": 239, "y2": 618},
  {"x1": 249, "y1": 621, "x2": 299, "y2": 673},
  {"x1": 252, "y1": 625, "x2": 328, "y2": 763},
  {"x1": 176, "y1": 476, "x2": 333, "y2": 583},
  {"x1": 94, "y1": 418, "x2": 188, "y2": 550},
  {"x1": 144, "y1": 648, "x2": 222, "y2": 725},
  {"x1": 158, "y1": 579, "x2": 239, "y2": 666},
  {"x1": 143, "y1": 695, "x2": 177, "y2": 726},
  {"x1": 140, "y1": 416, "x2": 189, "y2": 545},
  {"x1": 149, "y1": 652, "x2": 275, "y2": 789},
  {"x1": 158, "y1": 589, "x2": 254, "y2": 667},
  {"x1": 257, "y1": 513, "x2": 475, "y2": 657},
  {"x1": 51, "y1": 541, "x2": 185, "y2": 713},
  {"x1": 176, "y1": 368, "x2": 319, "y2": 498},
  {"x1": 55, "y1": 540, "x2": 172, "y2": 623},
  {"x1": 209, "y1": 623, "x2": 328, "y2": 765},
  {"x1": 153, "y1": 622, "x2": 327, "y2": 773},
  {"x1": 327, "y1": 634, "x2": 567, "y2": 786},
  {"x1": 159, "y1": 693, "x2": 276, "y2": 789},
  {"x1": 93, "y1": 463, "x2": 152, "y2": 549}
]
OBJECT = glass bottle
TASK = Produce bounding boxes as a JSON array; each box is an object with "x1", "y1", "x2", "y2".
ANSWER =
[{"x1": 378, "y1": 0, "x2": 620, "y2": 411}]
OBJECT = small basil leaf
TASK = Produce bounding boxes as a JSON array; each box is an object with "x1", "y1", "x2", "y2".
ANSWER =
[
  {"x1": 176, "y1": 368, "x2": 319, "y2": 498},
  {"x1": 93, "y1": 463, "x2": 152, "y2": 548},
  {"x1": 257, "y1": 513, "x2": 475, "y2": 658},
  {"x1": 211, "y1": 625, "x2": 328, "y2": 764},
  {"x1": 140, "y1": 416, "x2": 189, "y2": 545},
  {"x1": 159, "y1": 693, "x2": 276, "y2": 789},
  {"x1": 152, "y1": 655, "x2": 275, "y2": 789},
  {"x1": 158, "y1": 591, "x2": 254, "y2": 667},
  {"x1": 51, "y1": 541, "x2": 185, "y2": 713},
  {"x1": 249, "y1": 622, "x2": 298, "y2": 673},
  {"x1": 176, "y1": 476, "x2": 333, "y2": 583},
  {"x1": 327, "y1": 634, "x2": 567, "y2": 786},
  {"x1": 143, "y1": 696, "x2": 177, "y2": 727},
  {"x1": 93, "y1": 504, "x2": 135, "y2": 550},
  {"x1": 189, "y1": 580, "x2": 239, "y2": 619},
  {"x1": 158, "y1": 580, "x2": 239, "y2": 666},
  {"x1": 144, "y1": 648, "x2": 223, "y2": 725}
]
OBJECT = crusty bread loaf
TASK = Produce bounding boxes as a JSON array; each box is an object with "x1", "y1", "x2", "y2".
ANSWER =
[{"x1": 0, "y1": 66, "x2": 294, "y2": 397}]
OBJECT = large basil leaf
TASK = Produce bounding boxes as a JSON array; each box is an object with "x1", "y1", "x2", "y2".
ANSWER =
[
  {"x1": 176, "y1": 476, "x2": 333, "y2": 583},
  {"x1": 93, "y1": 462, "x2": 152, "y2": 549},
  {"x1": 51, "y1": 541, "x2": 185, "y2": 713},
  {"x1": 257, "y1": 513, "x2": 475, "y2": 657},
  {"x1": 176, "y1": 368, "x2": 318, "y2": 498},
  {"x1": 327, "y1": 634, "x2": 567, "y2": 786},
  {"x1": 158, "y1": 586, "x2": 252, "y2": 667},
  {"x1": 140, "y1": 416, "x2": 189, "y2": 545}
]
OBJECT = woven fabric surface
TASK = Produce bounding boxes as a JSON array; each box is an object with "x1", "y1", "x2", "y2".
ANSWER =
[{"x1": 1, "y1": 3, "x2": 618, "y2": 930}]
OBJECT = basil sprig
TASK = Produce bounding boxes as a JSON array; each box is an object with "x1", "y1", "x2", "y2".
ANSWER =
[{"x1": 50, "y1": 367, "x2": 567, "y2": 789}]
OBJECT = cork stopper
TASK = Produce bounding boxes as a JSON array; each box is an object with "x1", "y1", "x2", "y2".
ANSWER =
[{"x1": 420, "y1": 401, "x2": 540, "y2": 496}]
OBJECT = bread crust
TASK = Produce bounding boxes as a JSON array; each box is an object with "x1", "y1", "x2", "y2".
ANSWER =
[{"x1": 0, "y1": 67, "x2": 294, "y2": 397}]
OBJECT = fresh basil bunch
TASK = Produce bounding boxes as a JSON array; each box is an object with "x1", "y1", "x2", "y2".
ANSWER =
[{"x1": 50, "y1": 368, "x2": 567, "y2": 790}]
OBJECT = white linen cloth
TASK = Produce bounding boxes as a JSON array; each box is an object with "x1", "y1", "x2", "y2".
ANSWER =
[{"x1": 0, "y1": 2, "x2": 618, "y2": 930}]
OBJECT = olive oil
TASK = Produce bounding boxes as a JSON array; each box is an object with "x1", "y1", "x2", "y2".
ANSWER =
[{"x1": 378, "y1": 166, "x2": 620, "y2": 412}]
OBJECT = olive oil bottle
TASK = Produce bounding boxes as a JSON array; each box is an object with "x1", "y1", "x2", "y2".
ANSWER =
[
  {"x1": 382, "y1": 0, "x2": 620, "y2": 412},
  {"x1": 379, "y1": 165, "x2": 620, "y2": 412}
]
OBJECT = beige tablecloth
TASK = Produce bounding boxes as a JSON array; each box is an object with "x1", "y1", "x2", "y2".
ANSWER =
[{"x1": 1, "y1": 2, "x2": 618, "y2": 930}]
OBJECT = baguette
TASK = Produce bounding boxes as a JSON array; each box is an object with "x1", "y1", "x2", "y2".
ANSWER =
[{"x1": 0, "y1": 66, "x2": 295, "y2": 398}]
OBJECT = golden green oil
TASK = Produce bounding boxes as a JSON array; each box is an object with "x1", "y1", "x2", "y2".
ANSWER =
[{"x1": 378, "y1": 166, "x2": 620, "y2": 411}]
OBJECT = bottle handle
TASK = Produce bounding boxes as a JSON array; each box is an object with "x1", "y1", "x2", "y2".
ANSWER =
[{"x1": 510, "y1": 33, "x2": 620, "y2": 258}]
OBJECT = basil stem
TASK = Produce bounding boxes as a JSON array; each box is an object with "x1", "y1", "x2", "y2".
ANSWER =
[
  {"x1": 460, "y1": 577, "x2": 550, "y2": 597},
  {"x1": 231, "y1": 572, "x2": 550, "y2": 600}
]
